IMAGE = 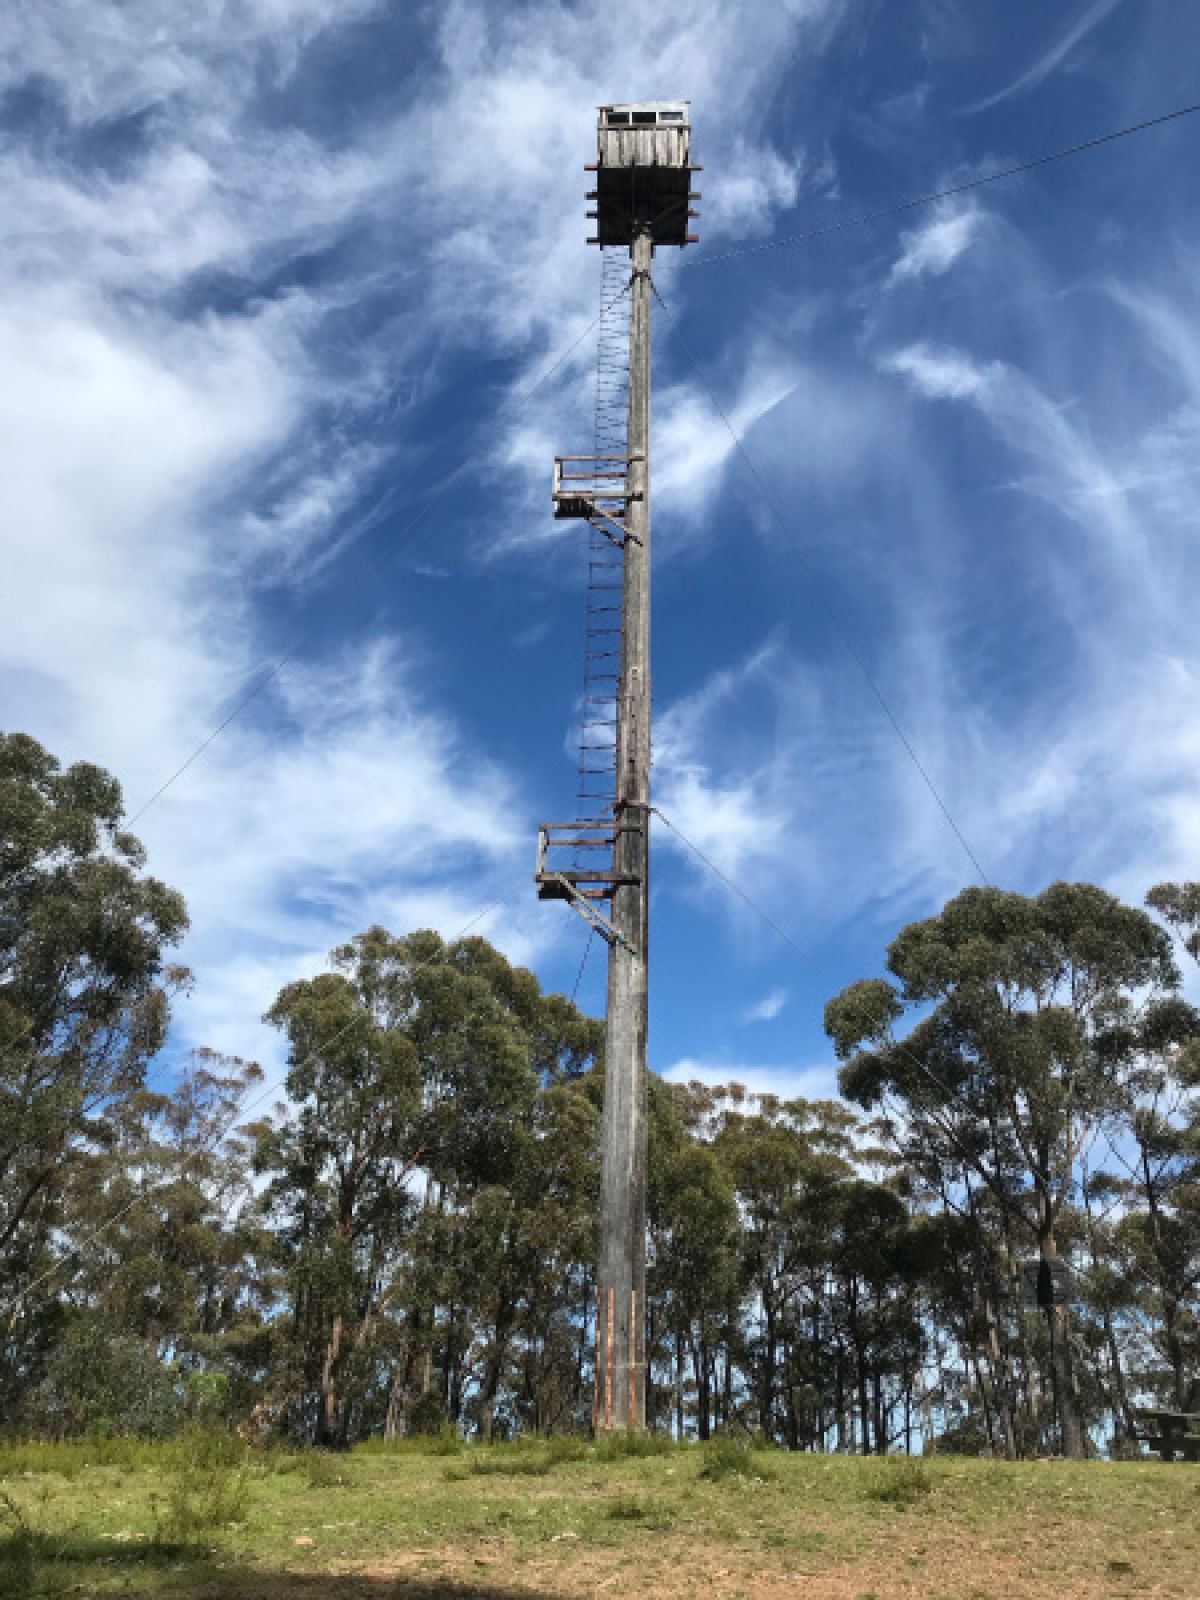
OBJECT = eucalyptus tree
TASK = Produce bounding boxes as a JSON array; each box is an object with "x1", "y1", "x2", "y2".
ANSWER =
[
  {"x1": 257, "y1": 928, "x2": 425, "y2": 1446},
  {"x1": 27, "y1": 1051, "x2": 271, "y2": 1436},
  {"x1": 1106, "y1": 1009, "x2": 1200, "y2": 1409},
  {"x1": 257, "y1": 927, "x2": 603, "y2": 1445},
  {"x1": 712, "y1": 1093, "x2": 857, "y2": 1445},
  {"x1": 1147, "y1": 881, "x2": 1200, "y2": 967},
  {"x1": 825, "y1": 883, "x2": 1180, "y2": 1458},
  {"x1": 647, "y1": 1079, "x2": 740, "y2": 1439},
  {"x1": 0, "y1": 731, "x2": 188, "y2": 1415},
  {"x1": 465, "y1": 1076, "x2": 599, "y2": 1438}
]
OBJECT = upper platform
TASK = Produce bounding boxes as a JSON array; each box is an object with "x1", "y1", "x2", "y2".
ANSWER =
[{"x1": 589, "y1": 102, "x2": 699, "y2": 248}]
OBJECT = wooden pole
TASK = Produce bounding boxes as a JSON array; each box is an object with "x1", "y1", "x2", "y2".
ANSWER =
[{"x1": 596, "y1": 223, "x2": 652, "y2": 1432}]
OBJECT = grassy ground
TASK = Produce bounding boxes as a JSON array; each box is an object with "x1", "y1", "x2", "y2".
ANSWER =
[{"x1": 2, "y1": 1433, "x2": 1197, "y2": 1600}]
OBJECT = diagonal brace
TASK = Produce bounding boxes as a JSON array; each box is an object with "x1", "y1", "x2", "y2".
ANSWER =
[{"x1": 545, "y1": 873, "x2": 633, "y2": 952}]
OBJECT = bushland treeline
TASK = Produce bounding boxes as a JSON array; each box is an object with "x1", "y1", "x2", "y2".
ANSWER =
[{"x1": 2, "y1": 730, "x2": 1197, "y2": 1456}]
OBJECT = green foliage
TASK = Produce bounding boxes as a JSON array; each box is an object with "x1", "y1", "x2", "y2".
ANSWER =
[
  {"x1": 299, "y1": 1450, "x2": 353, "y2": 1489},
  {"x1": 544, "y1": 1433, "x2": 588, "y2": 1463},
  {"x1": 594, "y1": 1430, "x2": 676, "y2": 1461},
  {"x1": 699, "y1": 1435, "x2": 775, "y2": 1482},
  {"x1": 1147, "y1": 880, "x2": 1200, "y2": 966},
  {"x1": 862, "y1": 1458, "x2": 932, "y2": 1506},
  {"x1": 0, "y1": 1434, "x2": 163, "y2": 1479},
  {"x1": 153, "y1": 1431, "x2": 249, "y2": 1545},
  {"x1": 28, "y1": 1329, "x2": 185, "y2": 1441},
  {"x1": 463, "y1": 1442, "x2": 555, "y2": 1477},
  {"x1": 605, "y1": 1492, "x2": 652, "y2": 1520},
  {"x1": 827, "y1": 881, "x2": 1194, "y2": 1459},
  {"x1": 357, "y1": 1424, "x2": 463, "y2": 1457},
  {"x1": 1, "y1": 726, "x2": 1195, "y2": 1478},
  {"x1": 421, "y1": 1423, "x2": 465, "y2": 1456},
  {"x1": 0, "y1": 1490, "x2": 42, "y2": 1600},
  {"x1": 0, "y1": 731, "x2": 191, "y2": 1426}
]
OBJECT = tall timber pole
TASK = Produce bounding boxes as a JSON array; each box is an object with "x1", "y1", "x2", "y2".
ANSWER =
[
  {"x1": 597, "y1": 220, "x2": 653, "y2": 1432},
  {"x1": 535, "y1": 102, "x2": 698, "y2": 1432}
]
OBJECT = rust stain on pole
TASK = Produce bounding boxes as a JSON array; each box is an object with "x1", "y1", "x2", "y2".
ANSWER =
[
  {"x1": 629, "y1": 1288, "x2": 638, "y2": 1430},
  {"x1": 606, "y1": 1287, "x2": 615, "y2": 1432}
]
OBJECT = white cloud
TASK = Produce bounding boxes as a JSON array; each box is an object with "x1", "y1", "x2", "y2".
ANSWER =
[
  {"x1": 653, "y1": 638, "x2": 798, "y2": 889},
  {"x1": 881, "y1": 342, "x2": 996, "y2": 401},
  {"x1": 661, "y1": 1056, "x2": 839, "y2": 1102},
  {"x1": 964, "y1": 0, "x2": 1123, "y2": 113},
  {"x1": 0, "y1": 0, "x2": 858, "y2": 1069},
  {"x1": 888, "y1": 207, "x2": 980, "y2": 286},
  {"x1": 742, "y1": 988, "x2": 788, "y2": 1023}
]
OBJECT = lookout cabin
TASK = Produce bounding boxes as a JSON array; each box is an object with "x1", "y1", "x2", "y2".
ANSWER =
[{"x1": 589, "y1": 101, "x2": 699, "y2": 248}]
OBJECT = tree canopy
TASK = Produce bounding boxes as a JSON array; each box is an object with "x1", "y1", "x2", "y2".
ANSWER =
[{"x1": 2, "y1": 730, "x2": 1198, "y2": 1457}]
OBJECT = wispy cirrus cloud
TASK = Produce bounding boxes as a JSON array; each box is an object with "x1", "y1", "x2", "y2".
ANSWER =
[
  {"x1": 0, "y1": 0, "x2": 855, "y2": 1069},
  {"x1": 963, "y1": 0, "x2": 1124, "y2": 113}
]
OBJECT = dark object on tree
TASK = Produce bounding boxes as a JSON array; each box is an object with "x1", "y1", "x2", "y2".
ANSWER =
[
  {"x1": 1132, "y1": 1407, "x2": 1200, "y2": 1462},
  {"x1": 1021, "y1": 1259, "x2": 1071, "y2": 1309}
]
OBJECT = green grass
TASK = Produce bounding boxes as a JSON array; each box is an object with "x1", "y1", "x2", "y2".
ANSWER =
[{"x1": 0, "y1": 1436, "x2": 1196, "y2": 1598}]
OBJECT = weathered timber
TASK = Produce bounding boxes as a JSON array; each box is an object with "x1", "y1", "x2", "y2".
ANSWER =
[{"x1": 594, "y1": 224, "x2": 652, "y2": 1432}]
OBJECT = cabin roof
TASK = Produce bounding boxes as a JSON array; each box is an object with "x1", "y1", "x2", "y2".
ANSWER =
[{"x1": 599, "y1": 101, "x2": 689, "y2": 116}]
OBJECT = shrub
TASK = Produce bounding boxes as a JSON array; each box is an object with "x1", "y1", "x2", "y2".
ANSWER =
[
  {"x1": 406, "y1": 1391, "x2": 448, "y2": 1437},
  {"x1": 465, "y1": 1445, "x2": 553, "y2": 1478},
  {"x1": 699, "y1": 1435, "x2": 775, "y2": 1483},
  {"x1": 416, "y1": 1424, "x2": 463, "y2": 1456},
  {"x1": 0, "y1": 1491, "x2": 39, "y2": 1600},
  {"x1": 863, "y1": 1458, "x2": 932, "y2": 1507},
  {"x1": 155, "y1": 1430, "x2": 249, "y2": 1545},
  {"x1": 0, "y1": 1437, "x2": 149, "y2": 1480},
  {"x1": 544, "y1": 1434, "x2": 588, "y2": 1465},
  {"x1": 606, "y1": 1492, "x2": 650, "y2": 1521},
  {"x1": 27, "y1": 1330, "x2": 184, "y2": 1441},
  {"x1": 594, "y1": 1430, "x2": 674, "y2": 1461},
  {"x1": 301, "y1": 1451, "x2": 352, "y2": 1489},
  {"x1": 604, "y1": 1493, "x2": 675, "y2": 1529}
]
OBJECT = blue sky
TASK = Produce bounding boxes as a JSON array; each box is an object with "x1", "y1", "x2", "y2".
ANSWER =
[{"x1": 4, "y1": 0, "x2": 1200, "y2": 1102}]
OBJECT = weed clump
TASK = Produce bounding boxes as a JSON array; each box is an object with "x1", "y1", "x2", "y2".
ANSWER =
[
  {"x1": 863, "y1": 1457, "x2": 932, "y2": 1507},
  {"x1": 606, "y1": 1492, "x2": 650, "y2": 1521},
  {"x1": 445, "y1": 1434, "x2": 587, "y2": 1480},
  {"x1": 604, "y1": 1492, "x2": 675, "y2": 1529},
  {"x1": 154, "y1": 1430, "x2": 249, "y2": 1545},
  {"x1": 0, "y1": 1436, "x2": 155, "y2": 1481},
  {"x1": 544, "y1": 1434, "x2": 588, "y2": 1465},
  {"x1": 300, "y1": 1450, "x2": 352, "y2": 1489},
  {"x1": 465, "y1": 1444, "x2": 553, "y2": 1478},
  {"x1": 358, "y1": 1424, "x2": 462, "y2": 1457},
  {"x1": 594, "y1": 1430, "x2": 674, "y2": 1462},
  {"x1": 699, "y1": 1435, "x2": 775, "y2": 1483},
  {"x1": 0, "y1": 1490, "x2": 41, "y2": 1600}
]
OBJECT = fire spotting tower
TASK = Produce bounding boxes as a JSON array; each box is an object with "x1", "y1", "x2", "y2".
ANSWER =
[{"x1": 535, "y1": 103, "x2": 699, "y2": 1430}]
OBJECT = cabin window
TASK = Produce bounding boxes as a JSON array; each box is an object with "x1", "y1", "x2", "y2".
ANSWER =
[
  {"x1": 607, "y1": 111, "x2": 630, "y2": 125},
  {"x1": 659, "y1": 110, "x2": 684, "y2": 122},
  {"x1": 632, "y1": 111, "x2": 656, "y2": 125}
]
